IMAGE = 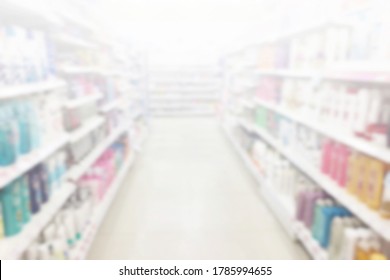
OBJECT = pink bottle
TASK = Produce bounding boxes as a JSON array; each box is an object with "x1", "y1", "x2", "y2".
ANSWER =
[
  {"x1": 321, "y1": 139, "x2": 334, "y2": 175},
  {"x1": 336, "y1": 145, "x2": 350, "y2": 187},
  {"x1": 330, "y1": 143, "x2": 341, "y2": 181}
]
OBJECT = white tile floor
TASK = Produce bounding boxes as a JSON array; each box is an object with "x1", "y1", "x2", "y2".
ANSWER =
[{"x1": 87, "y1": 117, "x2": 308, "y2": 259}]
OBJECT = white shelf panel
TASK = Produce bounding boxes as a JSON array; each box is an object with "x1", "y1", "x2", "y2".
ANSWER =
[
  {"x1": 55, "y1": 34, "x2": 97, "y2": 49},
  {"x1": 254, "y1": 98, "x2": 390, "y2": 164},
  {"x1": 222, "y1": 122, "x2": 296, "y2": 238},
  {"x1": 294, "y1": 222, "x2": 328, "y2": 260},
  {"x1": 256, "y1": 68, "x2": 390, "y2": 84},
  {"x1": 0, "y1": 135, "x2": 69, "y2": 189},
  {"x1": 239, "y1": 118, "x2": 390, "y2": 241},
  {"x1": 70, "y1": 153, "x2": 136, "y2": 259},
  {"x1": 64, "y1": 93, "x2": 103, "y2": 109},
  {"x1": 0, "y1": 182, "x2": 76, "y2": 259},
  {"x1": 68, "y1": 125, "x2": 128, "y2": 181},
  {"x1": 68, "y1": 117, "x2": 105, "y2": 143},
  {"x1": 0, "y1": 79, "x2": 66, "y2": 100},
  {"x1": 100, "y1": 99, "x2": 122, "y2": 113}
]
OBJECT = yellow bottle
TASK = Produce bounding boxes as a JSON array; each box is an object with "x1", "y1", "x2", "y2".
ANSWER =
[
  {"x1": 370, "y1": 253, "x2": 387, "y2": 260},
  {"x1": 364, "y1": 159, "x2": 385, "y2": 209}
]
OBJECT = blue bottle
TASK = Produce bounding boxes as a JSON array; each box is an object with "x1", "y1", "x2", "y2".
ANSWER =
[
  {"x1": 27, "y1": 168, "x2": 42, "y2": 214},
  {"x1": 0, "y1": 105, "x2": 18, "y2": 166},
  {"x1": 37, "y1": 164, "x2": 49, "y2": 203},
  {"x1": 14, "y1": 102, "x2": 32, "y2": 155},
  {"x1": 0, "y1": 181, "x2": 23, "y2": 236},
  {"x1": 18, "y1": 176, "x2": 31, "y2": 224}
]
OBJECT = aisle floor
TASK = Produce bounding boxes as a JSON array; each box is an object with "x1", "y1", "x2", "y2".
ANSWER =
[{"x1": 88, "y1": 118, "x2": 308, "y2": 259}]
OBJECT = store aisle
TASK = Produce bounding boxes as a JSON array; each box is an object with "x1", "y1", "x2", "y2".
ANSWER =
[{"x1": 87, "y1": 118, "x2": 308, "y2": 259}]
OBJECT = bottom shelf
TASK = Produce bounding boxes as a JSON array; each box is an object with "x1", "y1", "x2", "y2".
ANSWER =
[
  {"x1": 0, "y1": 181, "x2": 76, "y2": 259},
  {"x1": 70, "y1": 152, "x2": 136, "y2": 260},
  {"x1": 294, "y1": 222, "x2": 328, "y2": 260},
  {"x1": 222, "y1": 121, "x2": 296, "y2": 239}
]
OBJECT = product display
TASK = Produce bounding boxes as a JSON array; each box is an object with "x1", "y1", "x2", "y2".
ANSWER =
[
  {"x1": 222, "y1": 0, "x2": 390, "y2": 260},
  {"x1": 0, "y1": 1, "x2": 146, "y2": 260}
]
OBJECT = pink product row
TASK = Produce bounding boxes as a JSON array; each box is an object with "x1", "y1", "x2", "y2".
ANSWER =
[
  {"x1": 23, "y1": 137, "x2": 130, "y2": 260},
  {"x1": 255, "y1": 77, "x2": 390, "y2": 148},
  {"x1": 258, "y1": 11, "x2": 390, "y2": 70},
  {"x1": 77, "y1": 140, "x2": 128, "y2": 202}
]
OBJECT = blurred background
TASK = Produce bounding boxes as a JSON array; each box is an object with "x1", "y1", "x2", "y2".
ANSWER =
[{"x1": 0, "y1": 0, "x2": 390, "y2": 260}]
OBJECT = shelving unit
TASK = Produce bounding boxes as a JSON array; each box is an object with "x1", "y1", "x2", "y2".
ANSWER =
[
  {"x1": 0, "y1": 135, "x2": 69, "y2": 190},
  {"x1": 0, "y1": 79, "x2": 67, "y2": 100},
  {"x1": 0, "y1": 182, "x2": 76, "y2": 260},
  {"x1": 294, "y1": 222, "x2": 328, "y2": 260},
  {"x1": 68, "y1": 117, "x2": 105, "y2": 143},
  {"x1": 0, "y1": 0, "x2": 148, "y2": 260},
  {"x1": 237, "y1": 117, "x2": 390, "y2": 241},
  {"x1": 64, "y1": 93, "x2": 103, "y2": 109},
  {"x1": 220, "y1": 0, "x2": 390, "y2": 260},
  {"x1": 71, "y1": 152, "x2": 136, "y2": 260},
  {"x1": 222, "y1": 122, "x2": 296, "y2": 238},
  {"x1": 148, "y1": 66, "x2": 220, "y2": 117},
  {"x1": 68, "y1": 125, "x2": 128, "y2": 181},
  {"x1": 253, "y1": 98, "x2": 390, "y2": 164}
]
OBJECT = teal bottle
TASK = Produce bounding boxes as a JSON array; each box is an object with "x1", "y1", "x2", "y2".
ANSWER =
[
  {"x1": 0, "y1": 182, "x2": 23, "y2": 237},
  {"x1": 0, "y1": 105, "x2": 18, "y2": 166}
]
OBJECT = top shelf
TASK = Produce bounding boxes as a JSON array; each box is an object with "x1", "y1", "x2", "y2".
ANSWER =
[
  {"x1": 256, "y1": 67, "x2": 390, "y2": 85},
  {"x1": 0, "y1": 79, "x2": 67, "y2": 100}
]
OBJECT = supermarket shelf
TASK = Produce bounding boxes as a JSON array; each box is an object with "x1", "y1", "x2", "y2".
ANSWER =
[
  {"x1": 256, "y1": 68, "x2": 390, "y2": 84},
  {"x1": 70, "y1": 152, "x2": 136, "y2": 260},
  {"x1": 100, "y1": 99, "x2": 122, "y2": 113},
  {"x1": 222, "y1": 122, "x2": 296, "y2": 238},
  {"x1": 294, "y1": 222, "x2": 328, "y2": 260},
  {"x1": 68, "y1": 117, "x2": 105, "y2": 143},
  {"x1": 0, "y1": 135, "x2": 69, "y2": 190},
  {"x1": 239, "y1": 118, "x2": 390, "y2": 241},
  {"x1": 55, "y1": 34, "x2": 97, "y2": 49},
  {"x1": 0, "y1": 182, "x2": 76, "y2": 260},
  {"x1": 0, "y1": 79, "x2": 67, "y2": 100},
  {"x1": 64, "y1": 93, "x2": 103, "y2": 109},
  {"x1": 68, "y1": 125, "x2": 128, "y2": 181},
  {"x1": 0, "y1": 0, "x2": 62, "y2": 27},
  {"x1": 254, "y1": 98, "x2": 390, "y2": 164},
  {"x1": 152, "y1": 110, "x2": 215, "y2": 117},
  {"x1": 150, "y1": 96, "x2": 218, "y2": 102}
]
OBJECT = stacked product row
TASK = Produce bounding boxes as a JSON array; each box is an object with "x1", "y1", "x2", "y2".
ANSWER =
[
  {"x1": 258, "y1": 10, "x2": 390, "y2": 70},
  {"x1": 231, "y1": 125, "x2": 390, "y2": 259},
  {"x1": 0, "y1": 24, "x2": 53, "y2": 87},
  {"x1": 0, "y1": 150, "x2": 67, "y2": 238},
  {"x1": 0, "y1": 93, "x2": 66, "y2": 168},
  {"x1": 297, "y1": 188, "x2": 390, "y2": 260},
  {"x1": 22, "y1": 135, "x2": 130, "y2": 259},
  {"x1": 255, "y1": 76, "x2": 390, "y2": 148},
  {"x1": 239, "y1": 105, "x2": 390, "y2": 218}
]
